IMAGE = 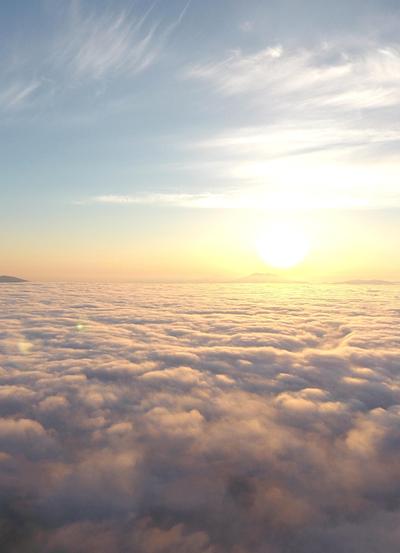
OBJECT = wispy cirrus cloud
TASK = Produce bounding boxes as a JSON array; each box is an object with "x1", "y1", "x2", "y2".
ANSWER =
[
  {"x1": 83, "y1": 178, "x2": 400, "y2": 210},
  {"x1": 192, "y1": 123, "x2": 400, "y2": 159},
  {"x1": 56, "y1": 1, "x2": 192, "y2": 82},
  {"x1": 83, "y1": 110, "x2": 400, "y2": 212},
  {"x1": 0, "y1": 1, "x2": 191, "y2": 113},
  {"x1": 86, "y1": 193, "x2": 230, "y2": 209},
  {"x1": 185, "y1": 41, "x2": 400, "y2": 110},
  {"x1": 57, "y1": 7, "x2": 162, "y2": 80},
  {"x1": 179, "y1": 38, "x2": 400, "y2": 210},
  {"x1": 0, "y1": 80, "x2": 41, "y2": 111}
]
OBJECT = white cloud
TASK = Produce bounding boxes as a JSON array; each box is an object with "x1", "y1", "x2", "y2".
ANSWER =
[
  {"x1": 171, "y1": 39, "x2": 400, "y2": 211},
  {"x1": 56, "y1": 1, "x2": 192, "y2": 82},
  {"x1": 88, "y1": 192, "x2": 232, "y2": 209},
  {"x1": 57, "y1": 8, "x2": 164, "y2": 80},
  {"x1": 0, "y1": 2, "x2": 191, "y2": 113},
  {"x1": 1, "y1": 282, "x2": 400, "y2": 551},
  {"x1": 185, "y1": 41, "x2": 400, "y2": 109},
  {"x1": 239, "y1": 20, "x2": 255, "y2": 33},
  {"x1": 0, "y1": 80, "x2": 41, "y2": 111},
  {"x1": 85, "y1": 156, "x2": 400, "y2": 211}
]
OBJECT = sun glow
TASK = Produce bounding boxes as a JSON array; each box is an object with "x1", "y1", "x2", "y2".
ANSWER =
[{"x1": 256, "y1": 223, "x2": 310, "y2": 269}]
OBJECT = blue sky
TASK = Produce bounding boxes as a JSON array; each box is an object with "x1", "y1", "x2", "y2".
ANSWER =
[{"x1": 1, "y1": 0, "x2": 400, "y2": 280}]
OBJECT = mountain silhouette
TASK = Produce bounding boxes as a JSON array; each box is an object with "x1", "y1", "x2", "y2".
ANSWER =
[
  {"x1": 335, "y1": 279, "x2": 398, "y2": 285},
  {"x1": 0, "y1": 275, "x2": 27, "y2": 283}
]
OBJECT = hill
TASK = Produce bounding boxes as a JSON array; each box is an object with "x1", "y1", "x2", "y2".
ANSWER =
[
  {"x1": 335, "y1": 279, "x2": 398, "y2": 285},
  {"x1": 0, "y1": 275, "x2": 27, "y2": 283}
]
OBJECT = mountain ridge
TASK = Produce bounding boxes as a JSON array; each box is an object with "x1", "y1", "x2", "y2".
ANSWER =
[{"x1": 0, "y1": 275, "x2": 27, "y2": 283}]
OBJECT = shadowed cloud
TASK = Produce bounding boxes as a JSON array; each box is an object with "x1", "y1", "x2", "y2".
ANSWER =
[{"x1": 0, "y1": 283, "x2": 399, "y2": 551}]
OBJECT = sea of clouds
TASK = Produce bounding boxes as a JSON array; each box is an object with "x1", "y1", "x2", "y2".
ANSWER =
[{"x1": 0, "y1": 282, "x2": 400, "y2": 552}]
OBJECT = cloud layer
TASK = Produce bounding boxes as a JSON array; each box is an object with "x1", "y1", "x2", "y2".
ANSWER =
[{"x1": 0, "y1": 282, "x2": 400, "y2": 552}]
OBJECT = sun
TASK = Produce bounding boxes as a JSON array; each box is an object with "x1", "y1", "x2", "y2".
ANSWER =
[{"x1": 256, "y1": 223, "x2": 310, "y2": 269}]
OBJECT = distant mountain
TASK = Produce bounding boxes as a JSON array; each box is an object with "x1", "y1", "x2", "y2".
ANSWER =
[
  {"x1": 0, "y1": 275, "x2": 27, "y2": 283},
  {"x1": 335, "y1": 279, "x2": 398, "y2": 285},
  {"x1": 236, "y1": 273, "x2": 306, "y2": 283}
]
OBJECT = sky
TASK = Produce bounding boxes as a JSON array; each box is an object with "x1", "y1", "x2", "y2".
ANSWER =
[{"x1": 1, "y1": 0, "x2": 400, "y2": 281}]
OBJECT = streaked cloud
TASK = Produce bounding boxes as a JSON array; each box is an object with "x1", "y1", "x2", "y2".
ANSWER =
[
  {"x1": 56, "y1": 1, "x2": 192, "y2": 82},
  {"x1": 0, "y1": 1, "x2": 191, "y2": 114},
  {"x1": 185, "y1": 41, "x2": 400, "y2": 109},
  {"x1": 88, "y1": 192, "x2": 230, "y2": 208},
  {"x1": 86, "y1": 150, "x2": 400, "y2": 211},
  {"x1": 192, "y1": 124, "x2": 400, "y2": 158},
  {"x1": 57, "y1": 6, "x2": 164, "y2": 80},
  {"x1": 178, "y1": 40, "x2": 400, "y2": 211},
  {"x1": 0, "y1": 80, "x2": 41, "y2": 111}
]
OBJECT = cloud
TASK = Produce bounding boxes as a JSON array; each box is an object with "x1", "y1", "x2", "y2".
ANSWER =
[
  {"x1": 0, "y1": 282, "x2": 400, "y2": 551},
  {"x1": 57, "y1": 6, "x2": 164, "y2": 80},
  {"x1": 0, "y1": 1, "x2": 191, "y2": 115},
  {"x1": 0, "y1": 80, "x2": 41, "y2": 111},
  {"x1": 180, "y1": 38, "x2": 400, "y2": 209},
  {"x1": 83, "y1": 36, "x2": 400, "y2": 213},
  {"x1": 86, "y1": 193, "x2": 233, "y2": 209},
  {"x1": 54, "y1": 0, "x2": 192, "y2": 83},
  {"x1": 239, "y1": 21, "x2": 255, "y2": 33},
  {"x1": 83, "y1": 167, "x2": 400, "y2": 211},
  {"x1": 185, "y1": 41, "x2": 400, "y2": 109}
]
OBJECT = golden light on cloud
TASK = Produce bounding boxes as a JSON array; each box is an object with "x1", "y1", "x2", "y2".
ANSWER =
[
  {"x1": 18, "y1": 341, "x2": 33, "y2": 355},
  {"x1": 256, "y1": 222, "x2": 310, "y2": 269}
]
